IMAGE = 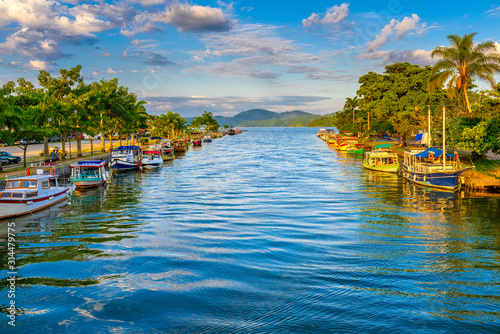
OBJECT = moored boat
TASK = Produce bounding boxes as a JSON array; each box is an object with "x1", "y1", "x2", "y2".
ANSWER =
[
  {"x1": 141, "y1": 151, "x2": 163, "y2": 170},
  {"x1": 203, "y1": 134, "x2": 212, "y2": 142},
  {"x1": 362, "y1": 151, "x2": 399, "y2": 173},
  {"x1": 401, "y1": 147, "x2": 472, "y2": 191},
  {"x1": 191, "y1": 138, "x2": 202, "y2": 146},
  {"x1": 0, "y1": 169, "x2": 70, "y2": 219},
  {"x1": 110, "y1": 146, "x2": 142, "y2": 172},
  {"x1": 70, "y1": 160, "x2": 108, "y2": 189}
]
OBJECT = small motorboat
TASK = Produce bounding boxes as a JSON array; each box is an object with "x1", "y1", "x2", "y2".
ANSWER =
[
  {"x1": 70, "y1": 160, "x2": 108, "y2": 189},
  {"x1": 191, "y1": 138, "x2": 202, "y2": 146},
  {"x1": 141, "y1": 151, "x2": 163, "y2": 170},
  {"x1": 203, "y1": 135, "x2": 212, "y2": 142},
  {"x1": 0, "y1": 168, "x2": 70, "y2": 219},
  {"x1": 110, "y1": 146, "x2": 142, "y2": 172}
]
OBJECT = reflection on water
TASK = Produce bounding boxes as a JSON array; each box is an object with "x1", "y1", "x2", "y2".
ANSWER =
[{"x1": 1, "y1": 128, "x2": 499, "y2": 333}]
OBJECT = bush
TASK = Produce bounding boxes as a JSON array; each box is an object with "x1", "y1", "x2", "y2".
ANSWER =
[{"x1": 139, "y1": 137, "x2": 149, "y2": 145}]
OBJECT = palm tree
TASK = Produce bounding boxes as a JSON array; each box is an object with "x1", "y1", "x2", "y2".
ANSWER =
[
  {"x1": 429, "y1": 33, "x2": 500, "y2": 114},
  {"x1": 344, "y1": 96, "x2": 358, "y2": 123}
]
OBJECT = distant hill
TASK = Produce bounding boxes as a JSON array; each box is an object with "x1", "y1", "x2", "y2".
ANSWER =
[
  {"x1": 240, "y1": 114, "x2": 321, "y2": 127},
  {"x1": 214, "y1": 109, "x2": 319, "y2": 127},
  {"x1": 307, "y1": 112, "x2": 338, "y2": 127}
]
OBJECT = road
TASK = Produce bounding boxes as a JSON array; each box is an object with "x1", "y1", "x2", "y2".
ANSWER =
[{"x1": 1, "y1": 140, "x2": 118, "y2": 158}]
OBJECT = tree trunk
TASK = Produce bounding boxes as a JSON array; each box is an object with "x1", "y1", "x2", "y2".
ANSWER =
[
  {"x1": 353, "y1": 109, "x2": 355, "y2": 123},
  {"x1": 367, "y1": 111, "x2": 371, "y2": 131},
  {"x1": 76, "y1": 132, "x2": 82, "y2": 157},
  {"x1": 44, "y1": 137, "x2": 50, "y2": 163},
  {"x1": 23, "y1": 146, "x2": 27, "y2": 168},
  {"x1": 464, "y1": 84, "x2": 473, "y2": 115},
  {"x1": 61, "y1": 138, "x2": 66, "y2": 160},
  {"x1": 0, "y1": 155, "x2": 3, "y2": 173},
  {"x1": 108, "y1": 133, "x2": 113, "y2": 151},
  {"x1": 90, "y1": 139, "x2": 94, "y2": 155},
  {"x1": 101, "y1": 133, "x2": 106, "y2": 152},
  {"x1": 119, "y1": 132, "x2": 123, "y2": 146}
]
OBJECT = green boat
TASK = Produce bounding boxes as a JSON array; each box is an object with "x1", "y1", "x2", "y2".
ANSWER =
[{"x1": 362, "y1": 151, "x2": 399, "y2": 173}]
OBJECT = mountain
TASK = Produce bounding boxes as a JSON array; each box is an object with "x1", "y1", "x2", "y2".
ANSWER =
[
  {"x1": 214, "y1": 109, "x2": 319, "y2": 127},
  {"x1": 239, "y1": 114, "x2": 321, "y2": 127}
]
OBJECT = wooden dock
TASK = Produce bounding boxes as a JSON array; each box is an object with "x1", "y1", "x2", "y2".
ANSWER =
[{"x1": 460, "y1": 170, "x2": 500, "y2": 192}]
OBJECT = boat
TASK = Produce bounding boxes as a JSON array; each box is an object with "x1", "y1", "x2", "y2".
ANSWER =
[
  {"x1": 173, "y1": 140, "x2": 187, "y2": 153},
  {"x1": 191, "y1": 138, "x2": 202, "y2": 146},
  {"x1": 203, "y1": 134, "x2": 212, "y2": 142},
  {"x1": 346, "y1": 143, "x2": 365, "y2": 155},
  {"x1": 149, "y1": 141, "x2": 175, "y2": 161},
  {"x1": 362, "y1": 151, "x2": 399, "y2": 173},
  {"x1": 69, "y1": 160, "x2": 108, "y2": 189},
  {"x1": 227, "y1": 128, "x2": 236, "y2": 135},
  {"x1": 401, "y1": 147, "x2": 472, "y2": 191},
  {"x1": 401, "y1": 105, "x2": 473, "y2": 191},
  {"x1": 141, "y1": 151, "x2": 163, "y2": 170},
  {"x1": 0, "y1": 169, "x2": 70, "y2": 219},
  {"x1": 110, "y1": 146, "x2": 142, "y2": 172}
]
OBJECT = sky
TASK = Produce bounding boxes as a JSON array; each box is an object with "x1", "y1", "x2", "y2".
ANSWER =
[{"x1": 0, "y1": 0, "x2": 499, "y2": 117}]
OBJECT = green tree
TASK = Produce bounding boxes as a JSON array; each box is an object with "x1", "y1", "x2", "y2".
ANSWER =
[{"x1": 429, "y1": 33, "x2": 500, "y2": 115}]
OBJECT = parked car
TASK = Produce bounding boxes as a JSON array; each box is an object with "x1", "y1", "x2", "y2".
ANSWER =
[
  {"x1": 0, "y1": 152, "x2": 21, "y2": 164},
  {"x1": 1, "y1": 156, "x2": 9, "y2": 165}
]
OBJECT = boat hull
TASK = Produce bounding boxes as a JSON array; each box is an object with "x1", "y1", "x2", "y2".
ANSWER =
[
  {"x1": 0, "y1": 190, "x2": 69, "y2": 219},
  {"x1": 401, "y1": 166, "x2": 473, "y2": 190},
  {"x1": 362, "y1": 162, "x2": 399, "y2": 173},
  {"x1": 142, "y1": 162, "x2": 162, "y2": 169},
  {"x1": 110, "y1": 159, "x2": 139, "y2": 172},
  {"x1": 70, "y1": 178, "x2": 105, "y2": 189}
]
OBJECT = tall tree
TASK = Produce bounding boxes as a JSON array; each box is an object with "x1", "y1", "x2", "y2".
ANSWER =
[{"x1": 429, "y1": 33, "x2": 500, "y2": 115}]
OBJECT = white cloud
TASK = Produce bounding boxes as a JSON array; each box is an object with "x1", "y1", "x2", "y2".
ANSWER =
[
  {"x1": 302, "y1": 13, "x2": 320, "y2": 27},
  {"x1": 29, "y1": 59, "x2": 49, "y2": 70},
  {"x1": 322, "y1": 4, "x2": 350, "y2": 24},
  {"x1": 358, "y1": 49, "x2": 434, "y2": 66},
  {"x1": 302, "y1": 3, "x2": 349, "y2": 27},
  {"x1": 366, "y1": 14, "x2": 423, "y2": 52},
  {"x1": 107, "y1": 67, "x2": 118, "y2": 74},
  {"x1": 152, "y1": 3, "x2": 232, "y2": 32}
]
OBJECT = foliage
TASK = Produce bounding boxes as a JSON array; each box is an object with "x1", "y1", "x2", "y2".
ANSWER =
[
  {"x1": 429, "y1": 33, "x2": 500, "y2": 115},
  {"x1": 150, "y1": 111, "x2": 187, "y2": 139}
]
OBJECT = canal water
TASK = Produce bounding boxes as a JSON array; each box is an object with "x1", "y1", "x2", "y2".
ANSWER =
[{"x1": 1, "y1": 128, "x2": 499, "y2": 333}]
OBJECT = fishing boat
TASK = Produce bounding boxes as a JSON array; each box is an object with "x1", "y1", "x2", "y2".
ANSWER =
[
  {"x1": 69, "y1": 160, "x2": 108, "y2": 189},
  {"x1": 0, "y1": 169, "x2": 70, "y2": 219},
  {"x1": 363, "y1": 151, "x2": 399, "y2": 173},
  {"x1": 110, "y1": 146, "x2": 142, "y2": 172},
  {"x1": 401, "y1": 105, "x2": 473, "y2": 191},
  {"x1": 346, "y1": 143, "x2": 365, "y2": 155},
  {"x1": 401, "y1": 147, "x2": 472, "y2": 191},
  {"x1": 149, "y1": 141, "x2": 175, "y2": 161},
  {"x1": 203, "y1": 134, "x2": 212, "y2": 142},
  {"x1": 191, "y1": 138, "x2": 202, "y2": 146},
  {"x1": 173, "y1": 140, "x2": 187, "y2": 153},
  {"x1": 227, "y1": 128, "x2": 236, "y2": 135},
  {"x1": 141, "y1": 151, "x2": 163, "y2": 170}
]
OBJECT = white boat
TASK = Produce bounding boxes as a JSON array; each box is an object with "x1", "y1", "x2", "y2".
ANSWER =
[
  {"x1": 69, "y1": 160, "x2": 108, "y2": 189},
  {"x1": 0, "y1": 169, "x2": 70, "y2": 219},
  {"x1": 203, "y1": 134, "x2": 212, "y2": 142},
  {"x1": 141, "y1": 151, "x2": 163, "y2": 170},
  {"x1": 110, "y1": 146, "x2": 142, "y2": 172}
]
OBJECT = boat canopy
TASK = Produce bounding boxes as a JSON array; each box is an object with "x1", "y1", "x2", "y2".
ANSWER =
[
  {"x1": 414, "y1": 147, "x2": 454, "y2": 158},
  {"x1": 144, "y1": 151, "x2": 161, "y2": 154},
  {"x1": 71, "y1": 160, "x2": 106, "y2": 168},
  {"x1": 150, "y1": 136, "x2": 162, "y2": 140},
  {"x1": 375, "y1": 144, "x2": 393, "y2": 149},
  {"x1": 113, "y1": 146, "x2": 141, "y2": 151}
]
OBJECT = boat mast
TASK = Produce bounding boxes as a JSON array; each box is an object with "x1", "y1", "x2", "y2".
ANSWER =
[
  {"x1": 442, "y1": 104, "x2": 446, "y2": 170},
  {"x1": 427, "y1": 105, "x2": 431, "y2": 147}
]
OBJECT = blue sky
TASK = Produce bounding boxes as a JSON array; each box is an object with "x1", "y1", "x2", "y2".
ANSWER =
[{"x1": 0, "y1": 0, "x2": 499, "y2": 117}]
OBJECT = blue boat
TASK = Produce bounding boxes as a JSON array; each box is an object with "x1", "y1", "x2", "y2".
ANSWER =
[
  {"x1": 110, "y1": 146, "x2": 142, "y2": 172},
  {"x1": 401, "y1": 147, "x2": 472, "y2": 191},
  {"x1": 203, "y1": 135, "x2": 212, "y2": 142}
]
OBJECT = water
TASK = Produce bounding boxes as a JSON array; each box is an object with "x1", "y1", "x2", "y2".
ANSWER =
[{"x1": 1, "y1": 128, "x2": 499, "y2": 333}]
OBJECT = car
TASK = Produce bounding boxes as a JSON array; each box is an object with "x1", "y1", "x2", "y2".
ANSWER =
[
  {"x1": 0, "y1": 152, "x2": 21, "y2": 164},
  {"x1": 1, "y1": 157, "x2": 9, "y2": 165}
]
